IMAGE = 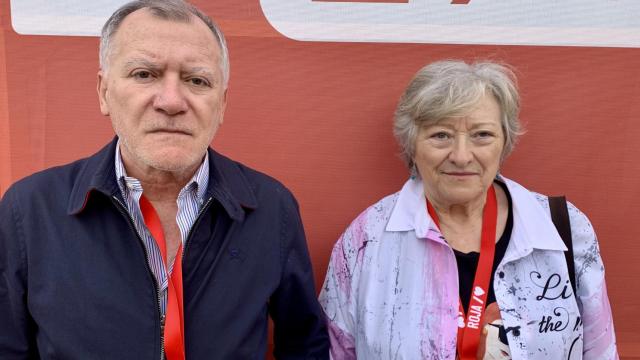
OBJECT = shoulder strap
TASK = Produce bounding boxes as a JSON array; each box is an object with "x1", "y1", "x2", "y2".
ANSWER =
[{"x1": 548, "y1": 196, "x2": 577, "y2": 295}]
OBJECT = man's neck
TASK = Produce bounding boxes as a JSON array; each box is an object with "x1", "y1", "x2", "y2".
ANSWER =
[{"x1": 121, "y1": 156, "x2": 200, "y2": 202}]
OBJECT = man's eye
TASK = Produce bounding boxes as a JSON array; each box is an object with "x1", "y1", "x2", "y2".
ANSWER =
[
  {"x1": 132, "y1": 71, "x2": 153, "y2": 80},
  {"x1": 188, "y1": 77, "x2": 210, "y2": 87}
]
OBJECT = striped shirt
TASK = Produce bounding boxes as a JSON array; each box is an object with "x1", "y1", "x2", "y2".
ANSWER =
[{"x1": 114, "y1": 141, "x2": 209, "y2": 316}]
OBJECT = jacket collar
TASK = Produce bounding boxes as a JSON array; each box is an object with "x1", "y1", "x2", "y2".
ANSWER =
[
  {"x1": 385, "y1": 176, "x2": 566, "y2": 254},
  {"x1": 67, "y1": 138, "x2": 121, "y2": 215},
  {"x1": 501, "y1": 176, "x2": 566, "y2": 260},
  {"x1": 386, "y1": 178, "x2": 446, "y2": 245},
  {"x1": 67, "y1": 137, "x2": 258, "y2": 221},
  {"x1": 205, "y1": 148, "x2": 258, "y2": 220}
]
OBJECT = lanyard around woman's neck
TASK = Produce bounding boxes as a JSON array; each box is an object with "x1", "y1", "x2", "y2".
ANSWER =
[{"x1": 426, "y1": 185, "x2": 498, "y2": 360}]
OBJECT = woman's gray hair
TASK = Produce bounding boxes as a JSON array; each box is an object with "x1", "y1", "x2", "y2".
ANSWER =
[
  {"x1": 393, "y1": 60, "x2": 522, "y2": 172},
  {"x1": 99, "y1": 0, "x2": 229, "y2": 88}
]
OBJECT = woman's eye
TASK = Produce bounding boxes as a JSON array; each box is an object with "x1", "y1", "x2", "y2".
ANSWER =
[{"x1": 474, "y1": 131, "x2": 495, "y2": 139}]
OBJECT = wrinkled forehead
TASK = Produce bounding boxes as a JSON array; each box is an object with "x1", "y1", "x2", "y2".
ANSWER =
[
  {"x1": 107, "y1": 8, "x2": 220, "y2": 63},
  {"x1": 419, "y1": 93, "x2": 504, "y2": 129},
  {"x1": 120, "y1": 9, "x2": 211, "y2": 41}
]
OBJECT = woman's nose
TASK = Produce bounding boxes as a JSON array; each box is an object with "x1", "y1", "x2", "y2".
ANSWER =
[{"x1": 448, "y1": 136, "x2": 473, "y2": 166}]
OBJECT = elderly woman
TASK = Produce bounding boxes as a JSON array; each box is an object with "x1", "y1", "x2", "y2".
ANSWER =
[{"x1": 319, "y1": 60, "x2": 618, "y2": 359}]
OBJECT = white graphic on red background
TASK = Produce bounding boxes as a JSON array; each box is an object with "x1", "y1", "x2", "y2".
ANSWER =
[
  {"x1": 9, "y1": 0, "x2": 640, "y2": 47},
  {"x1": 260, "y1": 0, "x2": 640, "y2": 48}
]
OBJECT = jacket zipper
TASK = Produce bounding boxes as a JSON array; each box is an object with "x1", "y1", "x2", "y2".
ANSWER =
[
  {"x1": 112, "y1": 195, "x2": 214, "y2": 359},
  {"x1": 111, "y1": 196, "x2": 165, "y2": 360}
]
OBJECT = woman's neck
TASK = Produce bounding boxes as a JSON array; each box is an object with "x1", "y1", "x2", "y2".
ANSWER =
[
  {"x1": 426, "y1": 183, "x2": 509, "y2": 253},
  {"x1": 427, "y1": 189, "x2": 488, "y2": 226}
]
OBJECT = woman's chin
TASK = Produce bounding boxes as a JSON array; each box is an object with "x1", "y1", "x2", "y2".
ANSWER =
[{"x1": 439, "y1": 186, "x2": 487, "y2": 206}]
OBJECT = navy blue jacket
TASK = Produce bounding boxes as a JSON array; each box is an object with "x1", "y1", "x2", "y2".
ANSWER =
[{"x1": 0, "y1": 138, "x2": 329, "y2": 359}]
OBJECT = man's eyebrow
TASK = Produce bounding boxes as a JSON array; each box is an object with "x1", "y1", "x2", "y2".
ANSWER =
[
  {"x1": 122, "y1": 58, "x2": 159, "y2": 70},
  {"x1": 184, "y1": 67, "x2": 216, "y2": 78}
]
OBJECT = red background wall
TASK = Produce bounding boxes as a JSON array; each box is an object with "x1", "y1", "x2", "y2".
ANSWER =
[{"x1": 1, "y1": 1, "x2": 639, "y2": 357}]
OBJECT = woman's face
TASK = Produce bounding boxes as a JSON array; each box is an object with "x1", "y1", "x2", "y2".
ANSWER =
[{"x1": 413, "y1": 94, "x2": 505, "y2": 207}]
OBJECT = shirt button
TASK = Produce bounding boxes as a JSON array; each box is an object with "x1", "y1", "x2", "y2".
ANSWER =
[
  {"x1": 512, "y1": 329, "x2": 521, "y2": 337},
  {"x1": 498, "y1": 271, "x2": 505, "y2": 279}
]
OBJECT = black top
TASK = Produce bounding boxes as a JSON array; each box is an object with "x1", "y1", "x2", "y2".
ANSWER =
[{"x1": 454, "y1": 181, "x2": 513, "y2": 313}]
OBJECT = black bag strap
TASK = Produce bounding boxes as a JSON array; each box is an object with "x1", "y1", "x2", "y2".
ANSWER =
[{"x1": 548, "y1": 196, "x2": 577, "y2": 295}]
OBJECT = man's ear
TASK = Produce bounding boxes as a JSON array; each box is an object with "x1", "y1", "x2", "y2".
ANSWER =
[
  {"x1": 219, "y1": 89, "x2": 228, "y2": 125},
  {"x1": 97, "y1": 70, "x2": 110, "y2": 116}
]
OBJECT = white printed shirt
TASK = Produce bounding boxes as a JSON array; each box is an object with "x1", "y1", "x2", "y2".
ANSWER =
[{"x1": 319, "y1": 176, "x2": 618, "y2": 359}]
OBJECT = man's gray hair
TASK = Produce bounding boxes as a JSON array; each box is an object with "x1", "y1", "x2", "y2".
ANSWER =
[
  {"x1": 393, "y1": 60, "x2": 522, "y2": 172},
  {"x1": 99, "y1": 0, "x2": 229, "y2": 88}
]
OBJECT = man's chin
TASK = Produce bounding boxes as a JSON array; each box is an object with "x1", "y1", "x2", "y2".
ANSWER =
[{"x1": 141, "y1": 152, "x2": 205, "y2": 174}]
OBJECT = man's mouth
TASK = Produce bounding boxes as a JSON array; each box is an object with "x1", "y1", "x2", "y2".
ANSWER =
[{"x1": 149, "y1": 128, "x2": 191, "y2": 136}]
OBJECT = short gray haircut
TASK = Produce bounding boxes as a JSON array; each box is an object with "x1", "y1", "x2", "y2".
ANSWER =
[
  {"x1": 99, "y1": 0, "x2": 229, "y2": 88},
  {"x1": 394, "y1": 60, "x2": 522, "y2": 171}
]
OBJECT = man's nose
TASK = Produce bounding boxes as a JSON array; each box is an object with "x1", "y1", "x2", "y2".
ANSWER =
[
  {"x1": 153, "y1": 77, "x2": 188, "y2": 115},
  {"x1": 448, "y1": 136, "x2": 473, "y2": 166}
]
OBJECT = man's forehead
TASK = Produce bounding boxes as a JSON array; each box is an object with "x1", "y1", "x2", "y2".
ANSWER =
[
  {"x1": 108, "y1": 10, "x2": 220, "y2": 62},
  {"x1": 118, "y1": 8, "x2": 192, "y2": 34},
  {"x1": 122, "y1": 49, "x2": 215, "y2": 63},
  {"x1": 121, "y1": 55, "x2": 217, "y2": 76},
  {"x1": 114, "y1": 8, "x2": 215, "y2": 44}
]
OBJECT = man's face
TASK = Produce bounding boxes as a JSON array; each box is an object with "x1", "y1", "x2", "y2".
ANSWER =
[{"x1": 97, "y1": 9, "x2": 226, "y2": 176}]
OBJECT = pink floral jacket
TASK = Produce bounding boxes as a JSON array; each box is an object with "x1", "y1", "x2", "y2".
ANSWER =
[{"x1": 319, "y1": 177, "x2": 618, "y2": 359}]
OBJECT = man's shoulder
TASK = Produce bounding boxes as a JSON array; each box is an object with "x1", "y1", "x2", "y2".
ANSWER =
[
  {"x1": 209, "y1": 150, "x2": 295, "y2": 201},
  {"x1": 3, "y1": 156, "x2": 90, "y2": 200},
  {"x1": 1, "y1": 140, "x2": 113, "y2": 209}
]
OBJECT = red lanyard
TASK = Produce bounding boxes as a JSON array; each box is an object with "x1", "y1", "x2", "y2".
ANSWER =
[
  {"x1": 426, "y1": 185, "x2": 497, "y2": 360},
  {"x1": 140, "y1": 195, "x2": 185, "y2": 360}
]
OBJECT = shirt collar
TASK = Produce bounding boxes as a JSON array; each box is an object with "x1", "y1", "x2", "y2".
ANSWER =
[
  {"x1": 114, "y1": 140, "x2": 209, "y2": 205},
  {"x1": 67, "y1": 137, "x2": 258, "y2": 221},
  {"x1": 385, "y1": 175, "x2": 566, "y2": 252}
]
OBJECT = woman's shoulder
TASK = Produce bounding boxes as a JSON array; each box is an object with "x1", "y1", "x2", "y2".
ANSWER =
[
  {"x1": 326, "y1": 192, "x2": 401, "y2": 275},
  {"x1": 527, "y1": 191, "x2": 601, "y2": 275},
  {"x1": 343, "y1": 191, "x2": 401, "y2": 238},
  {"x1": 501, "y1": 177, "x2": 595, "y2": 235},
  {"x1": 528, "y1": 192, "x2": 595, "y2": 235}
]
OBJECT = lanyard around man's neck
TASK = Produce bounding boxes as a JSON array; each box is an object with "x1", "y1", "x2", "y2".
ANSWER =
[{"x1": 140, "y1": 195, "x2": 185, "y2": 360}]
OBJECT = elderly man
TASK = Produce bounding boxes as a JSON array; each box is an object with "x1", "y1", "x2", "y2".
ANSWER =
[{"x1": 0, "y1": 1, "x2": 328, "y2": 359}]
